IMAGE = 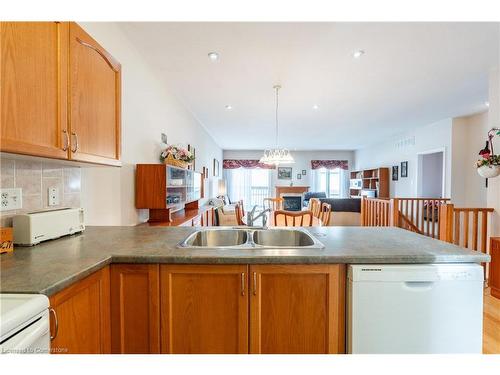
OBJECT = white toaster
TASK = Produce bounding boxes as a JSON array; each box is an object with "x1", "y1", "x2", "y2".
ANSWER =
[{"x1": 13, "y1": 208, "x2": 85, "y2": 246}]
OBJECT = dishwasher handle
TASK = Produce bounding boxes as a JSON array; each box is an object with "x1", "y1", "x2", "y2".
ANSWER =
[{"x1": 403, "y1": 281, "x2": 435, "y2": 290}]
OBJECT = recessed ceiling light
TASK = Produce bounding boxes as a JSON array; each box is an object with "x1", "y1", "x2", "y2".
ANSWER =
[
  {"x1": 353, "y1": 50, "x2": 365, "y2": 59},
  {"x1": 313, "y1": 104, "x2": 319, "y2": 110},
  {"x1": 485, "y1": 101, "x2": 490, "y2": 108},
  {"x1": 225, "y1": 105, "x2": 232, "y2": 110},
  {"x1": 208, "y1": 52, "x2": 219, "y2": 61}
]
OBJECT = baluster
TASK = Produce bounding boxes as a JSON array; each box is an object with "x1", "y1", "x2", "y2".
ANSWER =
[
  {"x1": 472, "y1": 210, "x2": 479, "y2": 251},
  {"x1": 463, "y1": 211, "x2": 469, "y2": 248},
  {"x1": 425, "y1": 201, "x2": 430, "y2": 236},
  {"x1": 453, "y1": 210, "x2": 460, "y2": 245},
  {"x1": 410, "y1": 200, "x2": 414, "y2": 227},
  {"x1": 481, "y1": 210, "x2": 488, "y2": 254},
  {"x1": 415, "y1": 200, "x2": 420, "y2": 232}
]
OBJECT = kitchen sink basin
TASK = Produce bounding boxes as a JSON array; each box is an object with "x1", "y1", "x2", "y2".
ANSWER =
[
  {"x1": 177, "y1": 228, "x2": 324, "y2": 249},
  {"x1": 180, "y1": 229, "x2": 248, "y2": 247},
  {"x1": 252, "y1": 229, "x2": 316, "y2": 247}
]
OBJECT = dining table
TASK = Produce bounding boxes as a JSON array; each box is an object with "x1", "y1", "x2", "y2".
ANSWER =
[{"x1": 242, "y1": 210, "x2": 323, "y2": 227}]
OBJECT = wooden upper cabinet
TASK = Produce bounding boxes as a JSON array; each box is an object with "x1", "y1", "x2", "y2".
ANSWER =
[
  {"x1": 160, "y1": 264, "x2": 249, "y2": 354},
  {"x1": 69, "y1": 23, "x2": 121, "y2": 165},
  {"x1": 0, "y1": 22, "x2": 69, "y2": 159},
  {"x1": 249, "y1": 264, "x2": 346, "y2": 354},
  {"x1": 49, "y1": 266, "x2": 111, "y2": 354},
  {"x1": 110, "y1": 264, "x2": 160, "y2": 354}
]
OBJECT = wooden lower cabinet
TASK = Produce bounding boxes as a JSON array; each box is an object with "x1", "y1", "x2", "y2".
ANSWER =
[
  {"x1": 250, "y1": 264, "x2": 346, "y2": 354},
  {"x1": 160, "y1": 264, "x2": 249, "y2": 354},
  {"x1": 110, "y1": 264, "x2": 160, "y2": 353},
  {"x1": 49, "y1": 267, "x2": 110, "y2": 354},
  {"x1": 49, "y1": 263, "x2": 345, "y2": 354}
]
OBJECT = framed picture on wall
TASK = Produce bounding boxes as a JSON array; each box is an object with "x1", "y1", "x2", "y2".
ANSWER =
[
  {"x1": 401, "y1": 161, "x2": 408, "y2": 177},
  {"x1": 392, "y1": 166, "x2": 399, "y2": 181},
  {"x1": 301, "y1": 170, "x2": 307, "y2": 175},
  {"x1": 213, "y1": 159, "x2": 219, "y2": 177},
  {"x1": 297, "y1": 174, "x2": 302, "y2": 180},
  {"x1": 278, "y1": 167, "x2": 292, "y2": 180}
]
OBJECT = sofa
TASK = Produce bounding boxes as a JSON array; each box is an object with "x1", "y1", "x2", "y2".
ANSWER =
[
  {"x1": 319, "y1": 198, "x2": 361, "y2": 226},
  {"x1": 303, "y1": 191, "x2": 327, "y2": 208}
]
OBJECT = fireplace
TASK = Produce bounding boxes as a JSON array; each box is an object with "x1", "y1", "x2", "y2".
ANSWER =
[{"x1": 282, "y1": 194, "x2": 303, "y2": 211}]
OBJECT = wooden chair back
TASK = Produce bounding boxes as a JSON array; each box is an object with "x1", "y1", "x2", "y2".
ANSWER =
[
  {"x1": 308, "y1": 198, "x2": 321, "y2": 218},
  {"x1": 237, "y1": 200, "x2": 245, "y2": 217},
  {"x1": 235, "y1": 203, "x2": 245, "y2": 226},
  {"x1": 318, "y1": 202, "x2": 332, "y2": 226},
  {"x1": 200, "y1": 207, "x2": 215, "y2": 226},
  {"x1": 273, "y1": 210, "x2": 314, "y2": 227},
  {"x1": 263, "y1": 197, "x2": 284, "y2": 211}
]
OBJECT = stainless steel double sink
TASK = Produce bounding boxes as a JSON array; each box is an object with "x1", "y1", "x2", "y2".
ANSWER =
[{"x1": 177, "y1": 227, "x2": 324, "y2": 249}]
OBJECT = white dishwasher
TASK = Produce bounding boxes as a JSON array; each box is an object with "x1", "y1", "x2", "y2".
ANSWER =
[
  {"x1": 347, "y1": 264, "x2": 484, "y2": 354},
  {"x1": 0, "y1": 294, "x2": 51, "y2": 354}
]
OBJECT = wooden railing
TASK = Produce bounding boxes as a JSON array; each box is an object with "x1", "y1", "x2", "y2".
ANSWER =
[
  {"x1": 361, "y1": 197, "x2": 494, "y2": 252},
  {"x1": 360, "y1": 198, "x2": 391, "y2": 226},
  {"x1": 439, "y1": 204, "x2": 494, "y2": 253},
  {"x1": 393, "y1": 198, "x2": 451, "y2": 238}
]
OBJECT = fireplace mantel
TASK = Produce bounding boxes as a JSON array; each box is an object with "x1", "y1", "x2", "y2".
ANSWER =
[{"x1": 275, "y1": 186, "x2": 309, "y2": 197}]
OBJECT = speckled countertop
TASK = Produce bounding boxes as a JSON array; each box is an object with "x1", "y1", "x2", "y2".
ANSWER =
[{"x1": 0, "y1": 226, "x2": 490, "y2": 296}]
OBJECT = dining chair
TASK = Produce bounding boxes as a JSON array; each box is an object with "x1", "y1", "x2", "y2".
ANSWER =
[
  {"x1": 238, "y1": 200, "x2": 245, "y2": 217},
  {"x1": 235, "y1": 203, "x2": 245, "y2": 226},
  {"x1": 318, "y1": 202, "x2": 332, "y2": 226},
  {"x1": 263, "y1": 197, "x2": 284, "y2": 211},
  {"x1": 308, "y1": 198, "x2": 321, "y2": 218},
  {"x1": 200, "y1": 207, "x2": 215, "y2": 226},
  {"x1": 273, "y1": 210, "x2": 313, "y2": 227}
]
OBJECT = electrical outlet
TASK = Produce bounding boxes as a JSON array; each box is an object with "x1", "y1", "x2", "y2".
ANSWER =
[
  {"x1": 48, "y1": 187, "x2": 60, "y2": 206},
  {"x1": 0, "y1": 188, "x2": 23, "y2": 211}
]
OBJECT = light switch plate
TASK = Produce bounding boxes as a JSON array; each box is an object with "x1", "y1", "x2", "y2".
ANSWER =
[
  {"x1": 0, "y1": 188, "x2": 23, "y2": 211},
  {"x1": 48, "y1": 187, "x2": 60, "y2": 206}
]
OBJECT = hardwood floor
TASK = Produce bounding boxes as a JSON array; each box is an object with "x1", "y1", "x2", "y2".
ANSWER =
[{"x1": 484, "y1": 288, "x2": 500, "y2": 354}]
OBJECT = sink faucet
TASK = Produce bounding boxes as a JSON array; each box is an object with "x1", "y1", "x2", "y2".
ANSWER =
[{"x1": 246, "y1": 205, "x2": 271, "y2": 227}]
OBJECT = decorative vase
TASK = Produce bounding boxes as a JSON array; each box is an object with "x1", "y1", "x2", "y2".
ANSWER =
[
  {"x1": 164, "y1": 154, "x2": 190, "y2": 169},
  {"x1": 477, "y1": 165, "x2": 500, "y2": 178}
]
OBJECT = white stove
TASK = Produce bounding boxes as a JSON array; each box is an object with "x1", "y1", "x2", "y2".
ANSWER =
[{"x1": 0, "y1": 294, "x2": 50, "y2": 354}]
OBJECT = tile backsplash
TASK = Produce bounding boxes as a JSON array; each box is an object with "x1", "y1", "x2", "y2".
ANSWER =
[{"x1": 0, "y1": 158, "x2": 81, "y2": 227}]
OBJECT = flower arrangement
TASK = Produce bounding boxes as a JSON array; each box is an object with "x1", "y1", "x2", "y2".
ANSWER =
[
  {"x1": 476, "y1": 154, "x2": 500, "y2": 168},
  {"x1": 476, "y1": 128, "x2": 500, "y2": 178},
  {"x1": 160, "y1": 145, "x2": 195, "y2": 168}
]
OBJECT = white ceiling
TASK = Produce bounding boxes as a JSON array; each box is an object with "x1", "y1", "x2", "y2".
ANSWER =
[{"x1": 119, "y1": 22, "x2": 499, "y2": 150}]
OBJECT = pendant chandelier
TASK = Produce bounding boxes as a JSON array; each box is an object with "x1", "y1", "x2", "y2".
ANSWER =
[{"x1": 259, "y1": 85, "x2": 295, "y2": 166}]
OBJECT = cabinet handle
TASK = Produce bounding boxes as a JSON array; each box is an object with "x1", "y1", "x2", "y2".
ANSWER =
[
  {"x1": 241, "y1": 272, "x2": 245, "y2": 296},
  {"x1": 49, "y1": 307, "x2": 58, "y2": 341},
  {"x1": 253, "y1": 272, "x2": 257, "y2": 295},
  {"x1": 62, "y1": 130, "x2": 69, "y2": 151},
  {"x1": 71, "y1": 132, "x2": 79, "y2": 153}
]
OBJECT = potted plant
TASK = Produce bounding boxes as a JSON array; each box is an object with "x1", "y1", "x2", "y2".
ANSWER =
[
  {"x1": 160, "y1": 145, "x2": 195, "y2": 169},
  {"x1": 477, "y1": 154, "x2": 500, "y2": 178}
]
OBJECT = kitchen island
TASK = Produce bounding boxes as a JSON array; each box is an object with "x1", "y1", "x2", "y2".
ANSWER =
[{"x1": 0, "y1": 226, "x2": 490, "y2": 354}]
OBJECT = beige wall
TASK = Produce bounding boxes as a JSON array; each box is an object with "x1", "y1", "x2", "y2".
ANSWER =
[
  {"x1": 79, "y1": 23, "x2": 223, "y2": 226},
  {"x1": 355, "y1": 118, "x2": 453, "y2": 198},
  {"x1": 488, "y1": 65, "x2": 500, "y2": 236},
  {"x1": 451, "y1": 111, "x2": 489, "y2": 207}
]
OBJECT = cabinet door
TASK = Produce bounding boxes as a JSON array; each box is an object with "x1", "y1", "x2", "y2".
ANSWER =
[
  {"x1": 110, "y1": 264, "x2": 160, "y2": 353},
  {"x1": 69, "y1": 22, "x2": 121, "y2": 166},
  {"x1": 0, "y1": 22, "x2": 69, "y2": 159},
  {"x1": 250, "y1": 264, "x2": 346, "y2": 354},
  {"x1": 49, "y1": 267, "x2": 111, "y2": 354},
  {"x1": 160, "y1": 265, "x2": 248, "y2": 353}
]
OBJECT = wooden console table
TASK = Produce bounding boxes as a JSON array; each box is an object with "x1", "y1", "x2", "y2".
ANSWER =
[{"x1": 275, "y1": 186, "x2": 309, "y2": 197}]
